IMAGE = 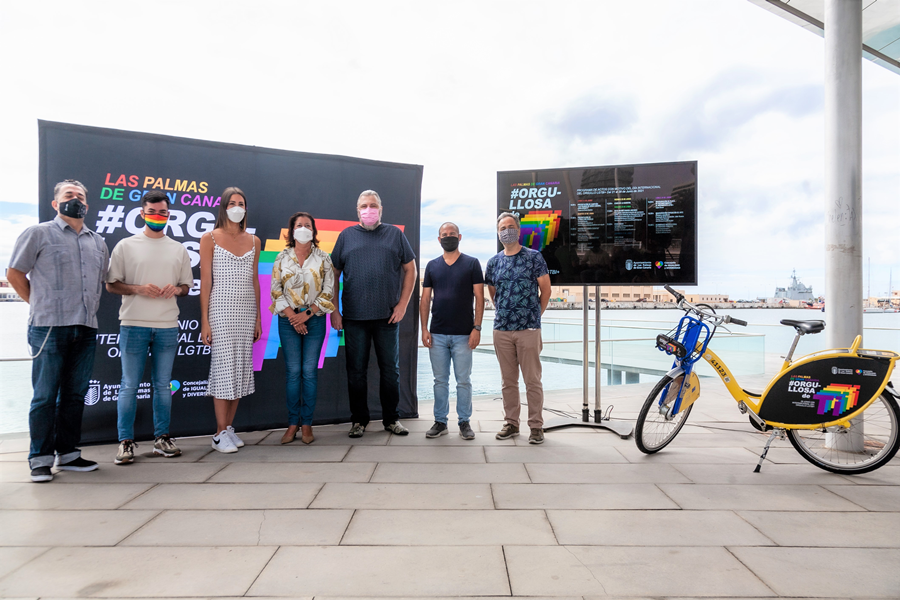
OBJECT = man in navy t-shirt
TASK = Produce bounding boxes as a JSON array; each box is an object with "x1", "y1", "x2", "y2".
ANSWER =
[
  {"x1": 419, "y1": 222, "x2": 485, "y2": 440},
  {"x1": 330, "y1": 190, "x2": 417, "y2": 438}
]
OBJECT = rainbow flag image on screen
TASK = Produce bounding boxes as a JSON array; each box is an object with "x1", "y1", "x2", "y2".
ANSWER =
[
  {"x1": 519, "y1": 210, "x2": 561, "y2": 251},
  {"x1": 253, "y1": 219, "x2": 405, "y2": 371},
  {"x1": 814, "y1": 383, "x2": 861, "y2": 416}
]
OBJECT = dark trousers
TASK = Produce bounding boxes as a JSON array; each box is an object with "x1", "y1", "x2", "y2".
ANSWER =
[
  {"x1": 27, "y1": 325, "x2": 97, "y2": 468},
  {"x1": 343, "y1": 318, "x2": 400, "y2": 427}
]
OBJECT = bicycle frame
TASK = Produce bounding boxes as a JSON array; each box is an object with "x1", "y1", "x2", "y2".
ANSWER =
[
  {"x1": 689, "y1": 335, "x2": 898, "y2": 431},
  {"x1": 657, "y1": 314, "x2": 712, "y2": 417},
  {"x1": 641, "y1": 286, "x2": 900, "y2": 474}
]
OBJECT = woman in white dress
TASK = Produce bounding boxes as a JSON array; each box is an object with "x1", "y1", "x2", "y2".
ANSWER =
[{"x1": 199, "y1": 187, "x2": 261, "y2": 453}]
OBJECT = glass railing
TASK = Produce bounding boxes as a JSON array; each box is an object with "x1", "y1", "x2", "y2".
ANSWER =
[
  {"x1": 3, "y1": 316, "x2": 897, "y2": 434},
  {"x1": 486, "y1": 319, "x2": 767, "y2": 379}
]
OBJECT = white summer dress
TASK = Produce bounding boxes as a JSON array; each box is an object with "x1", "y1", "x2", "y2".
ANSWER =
[{"x1": 206, "y1": 232, "x2": 256, "y2": 399}]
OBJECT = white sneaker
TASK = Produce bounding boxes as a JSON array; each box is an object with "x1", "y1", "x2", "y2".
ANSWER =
[
  {"x1": 211, "y1": 430, "x2": 238, "y2": 453},
  {"x1": 226, "y1": 425, "x2": 245, "y2": 448}
]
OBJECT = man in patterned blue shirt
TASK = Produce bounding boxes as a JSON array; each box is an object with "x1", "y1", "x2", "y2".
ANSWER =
[{"x1": 484, "y1": 212, "x2": 551, "y2": 444}]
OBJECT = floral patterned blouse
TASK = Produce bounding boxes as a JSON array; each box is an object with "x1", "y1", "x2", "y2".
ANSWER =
[{"x1": 270, "y1": 245, "x2": 336, "y2": 315}]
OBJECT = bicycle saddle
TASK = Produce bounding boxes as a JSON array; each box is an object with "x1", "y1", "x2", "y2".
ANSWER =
[{"x1": 780, "y1": 319, "x2": 825, "y2": 334}]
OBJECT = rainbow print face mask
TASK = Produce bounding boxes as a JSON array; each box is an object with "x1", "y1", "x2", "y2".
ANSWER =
[{"x1": 143, "y1": 212, "x2": 168, "y2": 232}]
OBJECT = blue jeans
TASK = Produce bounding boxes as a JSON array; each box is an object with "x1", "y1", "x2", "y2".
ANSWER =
[
  {"x1": 428, "y1": 334, "x2": 473, "y2": 424},
  {"x1": 116, "y1": 326, "x2": 179, "y2": 441},
  {"x1": 343, "y1": 318, "x2": 400, "y2": 427},
  {"x1": 27, "y1": 325, "x2": 97, "y2": 469},
  {"x1": 278, "y1": 314, "x2": 326, "y2": 426}
]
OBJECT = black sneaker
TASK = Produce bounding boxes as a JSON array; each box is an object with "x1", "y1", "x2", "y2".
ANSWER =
[
  {"x1": 458, "y1": 421, "x2": 475, "y2": 440},
  {"x1": 425, "y1": 421, "x2": 448, "y2": 438},
  {"x1": 55, "y1": 456, "x2": 99, "y2": 472},
  {"x1": 348, "y1": 423, "x2": 366, "y2": 438},
  {"x1": 30, "y1": 466, "x2": 53, "y2": 482}
]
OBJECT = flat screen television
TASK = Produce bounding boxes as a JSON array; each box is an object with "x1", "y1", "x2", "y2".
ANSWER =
[{"x1": 496, "y1": 161, "x2": 697, "y2": 286}]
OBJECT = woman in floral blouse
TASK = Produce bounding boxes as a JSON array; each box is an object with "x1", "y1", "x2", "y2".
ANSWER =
[{"x1": 270, "y1": 212, "x2": 335, "y2": 444}]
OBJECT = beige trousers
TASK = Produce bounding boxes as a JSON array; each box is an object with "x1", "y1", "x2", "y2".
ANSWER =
[{"x1": 492, "y1": 329, "x2": 544, "y2": 429}]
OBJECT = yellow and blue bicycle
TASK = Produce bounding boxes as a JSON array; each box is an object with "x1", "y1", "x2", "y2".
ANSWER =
[{"x1": 635, "y1": 286, "x2": 900, "y2": 474}]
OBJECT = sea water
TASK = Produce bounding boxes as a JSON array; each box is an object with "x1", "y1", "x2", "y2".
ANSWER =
[{"x1": 1, "y1": 302, "x2": 897, "y2": 435}]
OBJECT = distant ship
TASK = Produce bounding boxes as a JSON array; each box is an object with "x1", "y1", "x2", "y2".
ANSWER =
[{"x1": 774, "y1": 270, "x2": 814, "y2": 302}]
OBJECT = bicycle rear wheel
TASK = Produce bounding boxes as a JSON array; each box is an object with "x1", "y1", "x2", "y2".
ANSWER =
[
  {"x1": 787, "y1": 392, "x2": 900, "y2": 474},
  {"x1": 635, "y1": 375, "x2": 694, "y2": 453}
]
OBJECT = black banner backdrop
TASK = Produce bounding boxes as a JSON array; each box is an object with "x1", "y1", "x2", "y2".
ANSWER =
[
  {"x1": 497, "y1": 161, "x2": 698, "y2": 286},
  {"x1": 38, "y1": 121, "x2": 422, "y2": 444}
]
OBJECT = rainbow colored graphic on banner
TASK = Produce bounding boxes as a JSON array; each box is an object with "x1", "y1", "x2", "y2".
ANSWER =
[
  {"x1": 253, "y1": 219, "x2": 405, "y2": 371},
  {"x1": 814, "y1": 383, "x2": 861, "y2": 416},
  {"x1": 519, "y1": 210, "x2": 561, "y2": 251}
]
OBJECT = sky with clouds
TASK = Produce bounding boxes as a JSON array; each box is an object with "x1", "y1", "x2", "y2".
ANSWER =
[{"x1": 1, "y1": 0, "x2": 897, "y2": 300}]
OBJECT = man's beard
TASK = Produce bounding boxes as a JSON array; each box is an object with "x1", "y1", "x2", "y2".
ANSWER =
[{"x1": 361, "y1": 221, "x2": 381, "y2": 231}]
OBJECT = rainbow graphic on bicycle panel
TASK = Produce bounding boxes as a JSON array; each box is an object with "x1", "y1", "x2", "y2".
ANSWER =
[
  {"x1": 252, "y1": 219, "x2": 405, "y2": 371},
  {"x1": 519, "y1": 210, "x2": 561, "y2": 251},
  {"x1": 814, "y1": 383, "x2": 861, "y2": 416}
]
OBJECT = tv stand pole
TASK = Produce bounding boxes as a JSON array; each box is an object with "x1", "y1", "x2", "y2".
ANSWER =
[{"x1": 544, "y1": 285, "x2": 633, "y2": 438}]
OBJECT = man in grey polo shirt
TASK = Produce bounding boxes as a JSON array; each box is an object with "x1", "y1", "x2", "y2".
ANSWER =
[
  {"x1": 7, "y1": 180, "x2": 109, "y2": 482},
  {"x1": 330, "y1": 190, "x2": 417, "y2": 438}
]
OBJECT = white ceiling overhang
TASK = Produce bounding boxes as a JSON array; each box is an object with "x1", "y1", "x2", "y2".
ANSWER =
[{"x1": 747, "y1": 0, "x2": 900, "y2": 75}]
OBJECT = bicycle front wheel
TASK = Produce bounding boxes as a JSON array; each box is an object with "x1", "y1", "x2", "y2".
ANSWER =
[
  {"x1": 787, "y1": 391, "x2": 900, "y2": 474},
  {"x1": 635, "y1": 375, "x2": 694, "y2": 453}
]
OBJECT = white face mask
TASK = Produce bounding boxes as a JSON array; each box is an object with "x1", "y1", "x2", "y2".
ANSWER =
[
  {"x1": 294, "y1": 227, "x2": 313, "y2": 244},
  {"x1": 226, "y1": 206, "x2": 246, "y2": 223}
]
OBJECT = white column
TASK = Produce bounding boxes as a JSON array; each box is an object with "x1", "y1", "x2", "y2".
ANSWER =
[
  {"x1": 824, "y1": 0, "x2": 863, "y2": 350},
  {"x1": 594, "y1": 285, "x2": 601, "y2": 418},
  {"x1": 824, "y1": 0, "x2": 863, "y2": 452},
  {"x1": 582, "y1": 285, "x2": 589, "y2": 418}
]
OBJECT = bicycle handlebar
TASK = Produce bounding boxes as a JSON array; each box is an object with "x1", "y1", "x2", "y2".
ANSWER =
[
  {"x1": 666, "y1": 285, "x2": 747, "y2": 328},
  {"x1": 664, "y1": 284, "x2": 682, "y2": 302}
]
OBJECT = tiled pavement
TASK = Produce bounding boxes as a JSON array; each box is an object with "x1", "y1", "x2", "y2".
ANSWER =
[{"x1": 1, "y1": 374, "x2": 899, "y2": 599}]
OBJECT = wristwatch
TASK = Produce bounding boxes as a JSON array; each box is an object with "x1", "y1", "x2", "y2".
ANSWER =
[{"x1": 473, "y1": 325, "x2": 482, "y2": 332}]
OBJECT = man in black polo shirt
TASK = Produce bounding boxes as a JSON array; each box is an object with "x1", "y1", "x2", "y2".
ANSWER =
[
  {"x1": 330, "y1": 190, "x2": 417, "y2": 438},
  {"x1": 419, "y1": 222, "x2": 485, "y2": 440}
]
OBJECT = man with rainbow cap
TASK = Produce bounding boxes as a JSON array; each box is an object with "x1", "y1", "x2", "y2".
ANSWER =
[{"x1": 106, "y1": 190, "x2": 194, "y2": 465}]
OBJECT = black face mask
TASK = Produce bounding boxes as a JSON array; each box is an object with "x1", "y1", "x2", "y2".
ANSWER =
[
  {"x1": 439, "y1": 236, "x2": 459, "y2": 252},
  {"x1": 58, "y1": 199, "x2": 88, "y2": 219}
]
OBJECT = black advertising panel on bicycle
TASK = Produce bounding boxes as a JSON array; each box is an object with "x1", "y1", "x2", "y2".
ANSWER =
[
  {"x1": 496, "y1": 161, "x2": 698, "y2": 285},
  {"x1": 758, "y1": 356, "x2": 892, "y2": 425}
]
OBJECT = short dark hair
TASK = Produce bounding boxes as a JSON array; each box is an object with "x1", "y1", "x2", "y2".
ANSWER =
[
  {"x1": 438, "y1": 222, "x2": 459, "y2": 235},
  {"x1": 284, "y1": 212, "x2": 319, "y2": 248},
  {"x1": 53, "y1": 179, "x2": 88, "y2": 200},
  {"x1": 214, "y1": 187, "x2": 247, "y2": 231},
  {"x1": 141, "y1": 190, "x2": 169, "y2": 209}
]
